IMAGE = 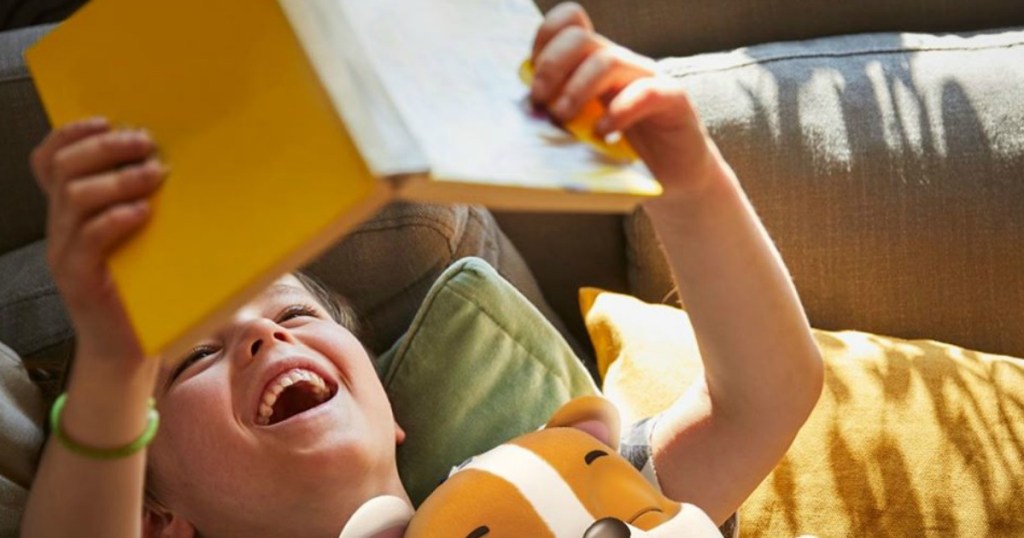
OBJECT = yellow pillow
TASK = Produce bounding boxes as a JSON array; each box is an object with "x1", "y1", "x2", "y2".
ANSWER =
[{"x1": 580, "y1": 288, "x2": 1024, "y2": 537}]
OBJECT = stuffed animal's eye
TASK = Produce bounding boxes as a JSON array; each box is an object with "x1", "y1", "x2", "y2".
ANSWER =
[
  {"x1": 466, "y1": 526, "x2": 489, "y2": 538},
  {"x1": 585, "y1": 449, "x2": 609, "y2": 465}
]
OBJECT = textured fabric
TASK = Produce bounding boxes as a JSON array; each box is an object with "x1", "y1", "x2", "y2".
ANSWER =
[
  {"x1": 0, "y1": 241, "x2": 75, "y2": 401},
  {"x1": 536, "y1": 0, "x2": 1024, "y2": 58},
  {"x1": 0, "y1": 341, "x2": 44, "y2": 536},
  {"x1": 580, "y1": 288, "x2": 1024, "y2": 537},
  {"x1": 0, "y1": 24, "x2": 53, "y2": 255},
  {"x1": 631, "y1": 29, "x2": 1024, "y2": 359},
  {"x1": 379, "y1": 257, "x2": 598, "y2": 506},
  {"x1": 0, "y1": 241, "x2": 72, "y2": 361}
]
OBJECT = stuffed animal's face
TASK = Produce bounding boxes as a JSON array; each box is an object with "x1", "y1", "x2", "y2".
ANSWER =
[
  {"x1": 339, "y1": 396, "x2": 721, "y2": 538},
  {"x1": 406, "y1": 426, "x2": 681, "y2": 537}
]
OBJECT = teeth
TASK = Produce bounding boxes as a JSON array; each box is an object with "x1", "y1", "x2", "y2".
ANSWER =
[{"x1": 255, "y1": 368, "x2": 331, "y2": 425}]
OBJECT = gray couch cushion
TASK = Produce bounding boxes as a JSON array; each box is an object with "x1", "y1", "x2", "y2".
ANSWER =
[
  {"x1": 0, "y1": 242, "x2": 70, "y2": 361},
  {"x1": 538, "y1": 0, "x2": 1024, "y2": 57},
  {"x1": 0, "y1": 241, "x2": 72, "y2": 398},
  {"x1": 0, "y1": 340, "x2": 44, "y2": 536},
  {"x1": 0, "y1": 24, "x2": 52, "y2": 255},
  {"x1": 629, "y1": 29, "x2": 1024, "y2": 358}
]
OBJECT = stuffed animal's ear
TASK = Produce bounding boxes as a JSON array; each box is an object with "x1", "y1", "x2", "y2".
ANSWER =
[
  {"x1": 544, "y1": 396, "x2": 621, "y2": 450},
  {"x1": 338, "y1": 495, "x2": 412, "y2": 538}
]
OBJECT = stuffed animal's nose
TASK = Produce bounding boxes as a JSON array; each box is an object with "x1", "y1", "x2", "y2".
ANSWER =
[{"x1": 584, "y1": 517, "x2": 632, "y2": 538}]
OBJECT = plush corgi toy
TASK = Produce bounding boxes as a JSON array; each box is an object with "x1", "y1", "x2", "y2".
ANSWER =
[{"x1": 340, "y1": 396, "x2": 721, "y2": 537}]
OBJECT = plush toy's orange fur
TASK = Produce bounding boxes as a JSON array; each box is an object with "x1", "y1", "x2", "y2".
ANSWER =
[{"x1": 340, "y1": 396, "x2": 720, "y2": 537}]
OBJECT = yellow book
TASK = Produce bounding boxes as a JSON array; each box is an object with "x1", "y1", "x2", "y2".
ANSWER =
[{"x1": 25, "y1": 0, "x2": 661, "y2": 362}]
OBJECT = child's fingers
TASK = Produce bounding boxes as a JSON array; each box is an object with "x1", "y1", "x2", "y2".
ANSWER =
[
  {"x1": 50, "y1": 200, "x2": 150, "y2": 312},
  {"x1": 51, "y1": 129, "x2": 156, "y2": 187},
  {"x1": 69, "y1": 200, "x2": 151, "y2": 275},
  {"x1": 531, "y1": 26, "x2": 602, "y2": 105},
  {"x1": 595, "y1": 77, "x2": 673, "y2": 137},
  {"x1": 55, "y1": 159, "x2": 166, "y2": 235},
  {"x1": 531, "y1": 2, "x2": 593, "y2": 62},
  {"x1": 30, "y1": 117, "x2": 110, "y2": 191},
  {"x1": 547, "y1": 48, "x2": 623, "y2": 123}
]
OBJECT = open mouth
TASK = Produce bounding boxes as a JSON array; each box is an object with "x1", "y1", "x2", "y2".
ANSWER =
[{"x1": 255, "y1": 368, "x2": 338, "y2": 426}]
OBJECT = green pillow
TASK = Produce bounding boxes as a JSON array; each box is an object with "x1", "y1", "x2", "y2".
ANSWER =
[{"x1": 378, "y1": 257, "x2": 598, "y2": 505}]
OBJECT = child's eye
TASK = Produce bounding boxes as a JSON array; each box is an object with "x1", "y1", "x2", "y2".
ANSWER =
[
  {"x1": 170, "y1": 344, "x2": 219, "y2": 382},
  {"x1": 277, "y1": 304, "x2": 320, "y2": 323}
]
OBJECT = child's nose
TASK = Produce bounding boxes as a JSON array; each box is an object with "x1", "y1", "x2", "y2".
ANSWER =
[{"x1": 249, "y1": 330, "x2": 289, "y2": 358}]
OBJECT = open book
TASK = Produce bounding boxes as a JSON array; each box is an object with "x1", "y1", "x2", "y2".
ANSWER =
[{"x1": 25, "y1": 0, "x2": 661, "y2": 361}]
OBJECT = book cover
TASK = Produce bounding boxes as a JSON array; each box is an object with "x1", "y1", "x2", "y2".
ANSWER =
[{"x1": 26, "y1": 0, "x2": 660, "y2": 361}]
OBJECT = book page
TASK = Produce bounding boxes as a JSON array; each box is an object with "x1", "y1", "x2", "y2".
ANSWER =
[
  {"x1": 279, "y1": 0, "x2": 427, "y2": 176},
  {"x1": 336, "y1": 0, "x2": 660, "y2": 198}
]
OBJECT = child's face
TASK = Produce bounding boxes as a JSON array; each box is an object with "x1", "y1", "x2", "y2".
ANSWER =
[{"x1": 147, "y1": 275, "x2": 405, "y2": 536}]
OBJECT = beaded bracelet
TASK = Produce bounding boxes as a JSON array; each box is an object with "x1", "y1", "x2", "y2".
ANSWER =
[{"x1": 50, "y1": 393, "x2": 160, "y2": 460}]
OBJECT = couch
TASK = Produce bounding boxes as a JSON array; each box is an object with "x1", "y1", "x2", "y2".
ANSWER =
[{"x1": 2, "y1": 0, "x2": 1022, "y2": 535}]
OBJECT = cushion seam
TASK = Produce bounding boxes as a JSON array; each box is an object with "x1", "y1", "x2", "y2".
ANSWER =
[
  {"x1": 348, "y1": 217, "x2": 458, "y2": 242},
  {"x1": 0, "y1": 287, "x2": 61, "y2": 312},
  {"x1": 0, "y1": 74, "x2": 32, "y2": 85}
]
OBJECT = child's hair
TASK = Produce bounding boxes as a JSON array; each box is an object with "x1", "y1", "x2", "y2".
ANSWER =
[{"x1": 292, "y1": 271, "x2": 361, "y2": 337}]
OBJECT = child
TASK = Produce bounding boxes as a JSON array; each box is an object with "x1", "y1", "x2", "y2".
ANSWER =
[{"x1": 21, "y1": 3, "x2": 823, "y2": 536}]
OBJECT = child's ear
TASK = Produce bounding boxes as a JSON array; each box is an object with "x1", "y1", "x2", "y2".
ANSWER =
[
  {"x1": 395, "y1": 421, "x2": 406, "y2": 445},
  {"x1": 339, "y1": 495, "x2": 412, "y2": 538},
  {"x1": 142, "y1": 504, "x2": 197, "y2": 538},
  {"x1": 544, "y1": 396, "x2": 621, "y2": 450}
]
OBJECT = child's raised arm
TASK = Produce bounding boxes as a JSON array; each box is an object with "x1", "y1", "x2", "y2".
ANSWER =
[
  {"x1": 21, "y1": 118, "x2": 166, "y2": 537},
  {"x1": 531, "y1": 3, "x2": 824, "y2": 524}
]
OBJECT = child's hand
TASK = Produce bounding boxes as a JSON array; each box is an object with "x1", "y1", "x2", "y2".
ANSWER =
[
  {"x1": 30, "y1": 118, "x2": 166, "y2": 366},
  {"x1": 530, "y1": 3, "x2": 718, "y2": 195}
]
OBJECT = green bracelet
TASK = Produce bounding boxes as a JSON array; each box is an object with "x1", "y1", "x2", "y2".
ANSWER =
[{"x1": 50, "y1": 393, "x2": 160, "y2": 460}]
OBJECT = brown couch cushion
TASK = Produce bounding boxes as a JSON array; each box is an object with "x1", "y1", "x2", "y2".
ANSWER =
[
  {"x1": 627, "y1": 29, "x2": 1024, "y2": 359},
  {"x1": 304, "y1": 203, "x2": 574, "y2": 357}
]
